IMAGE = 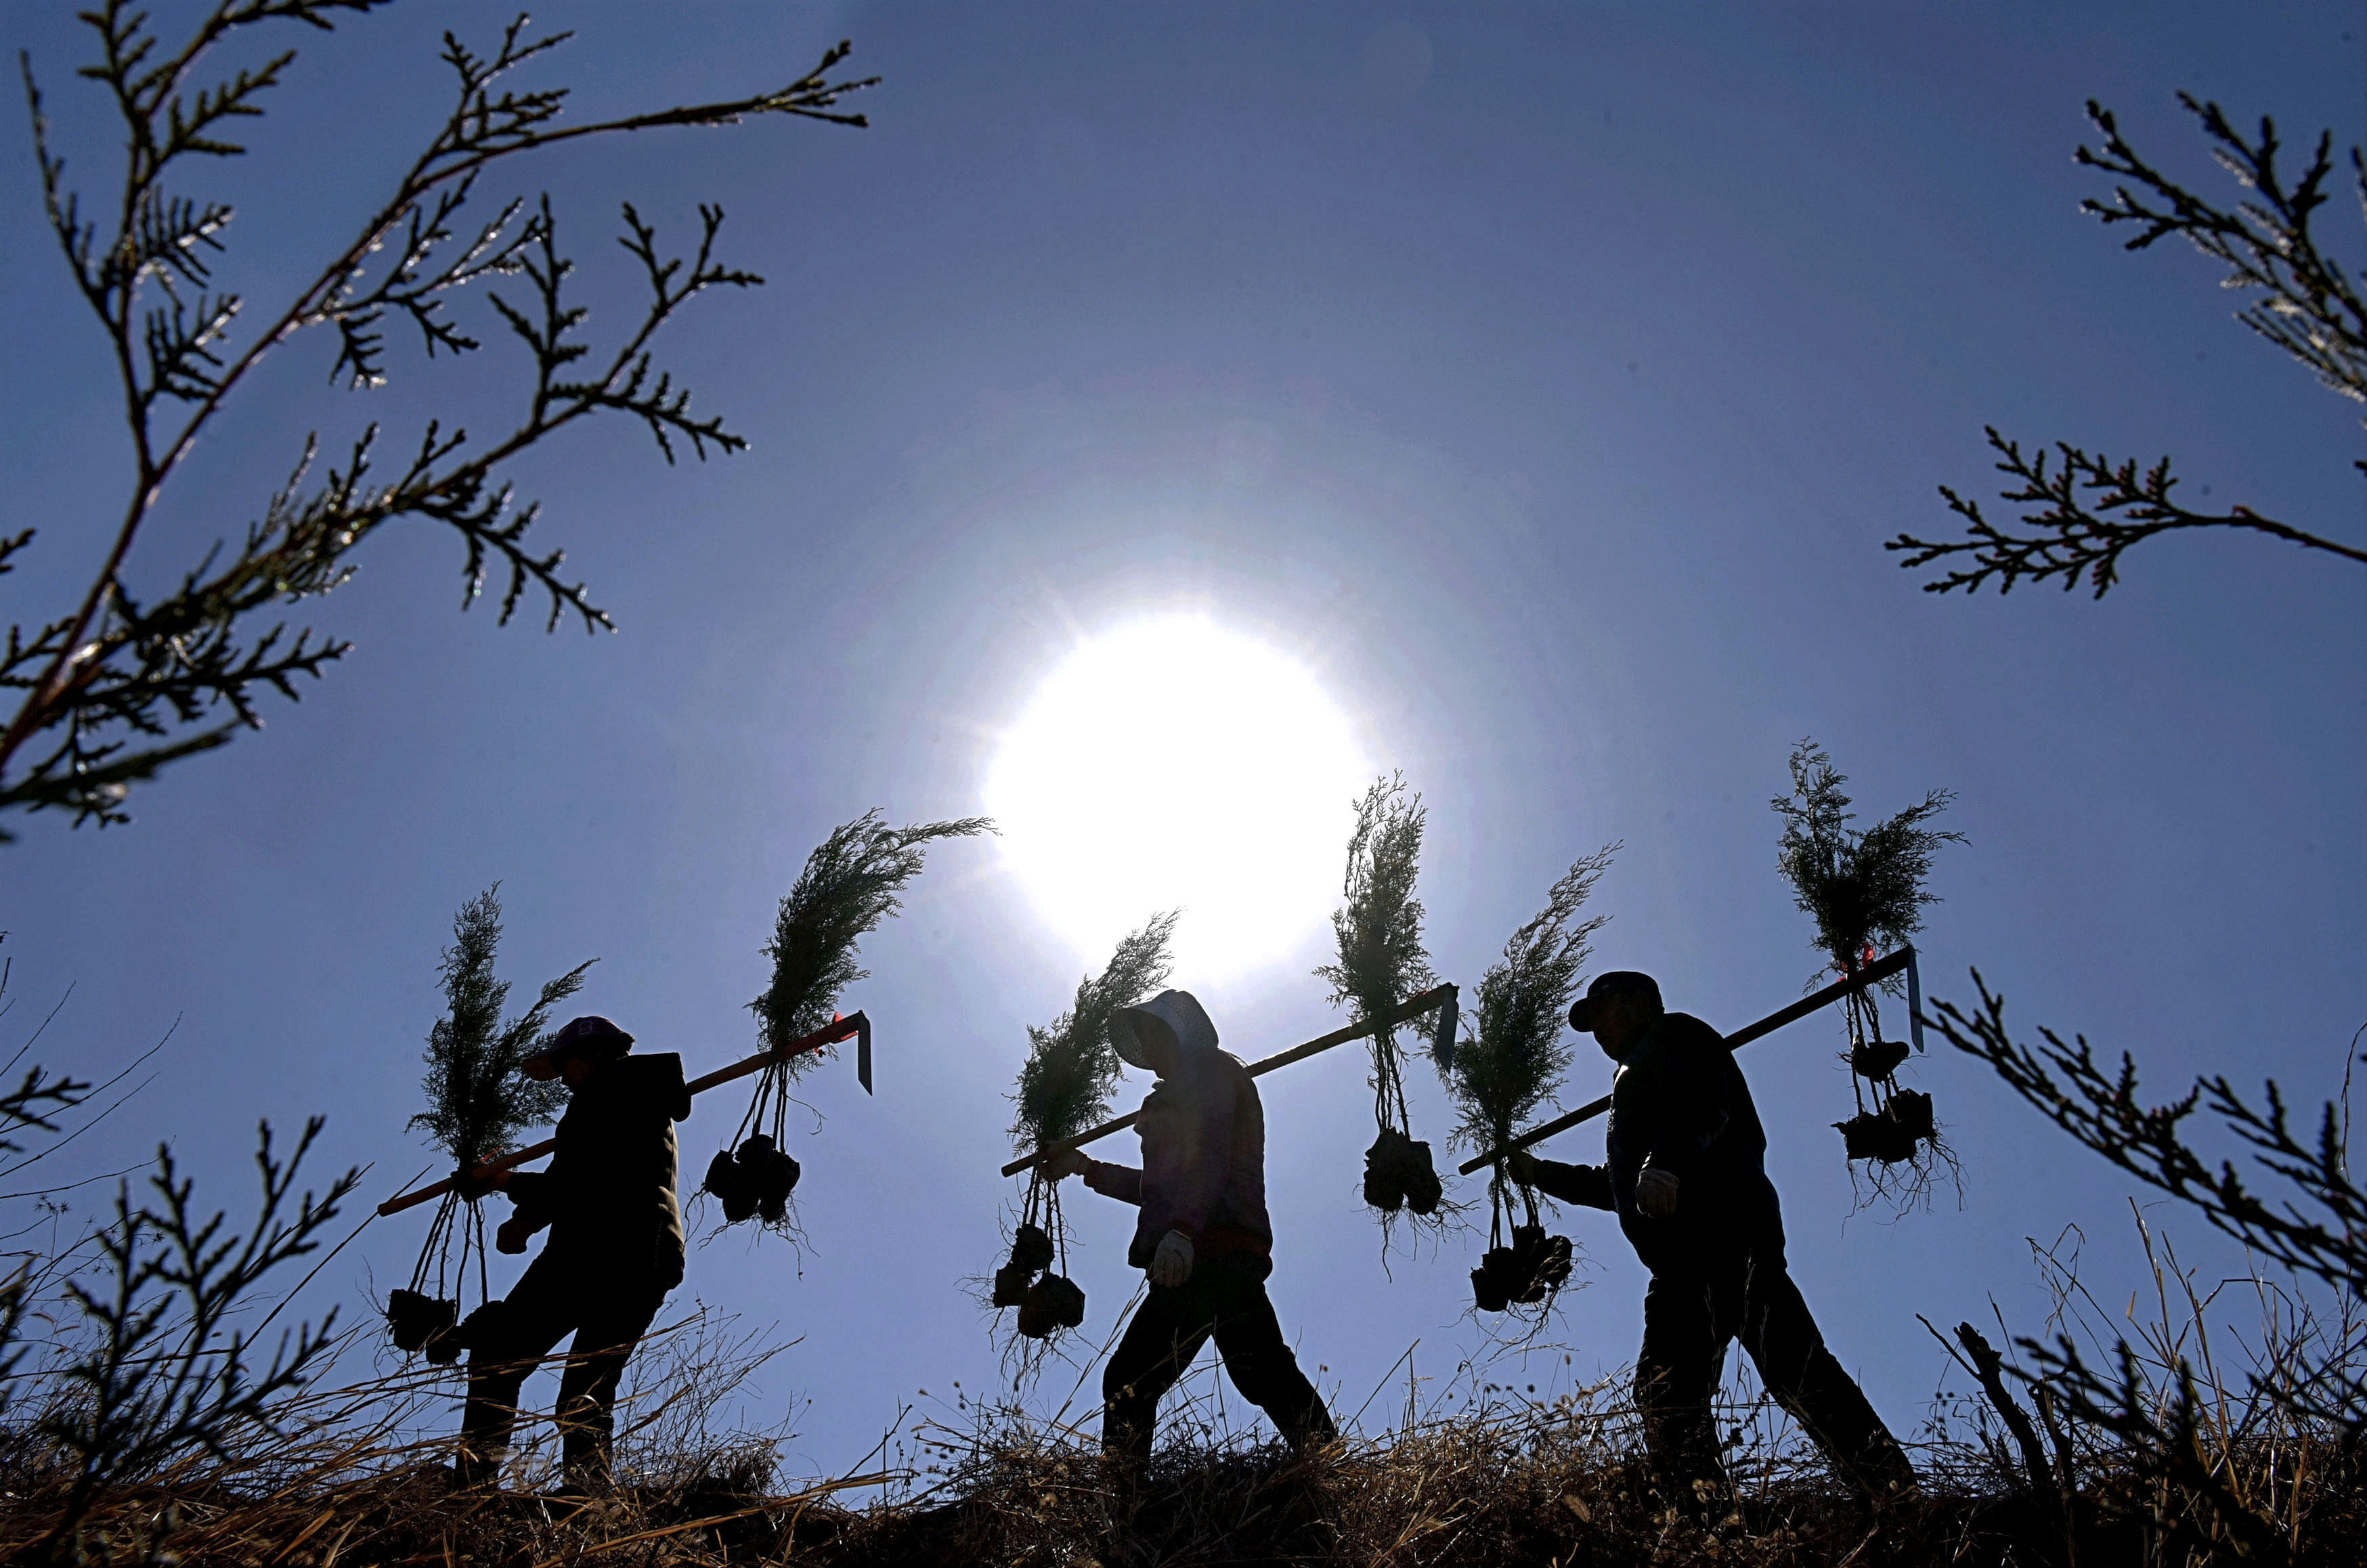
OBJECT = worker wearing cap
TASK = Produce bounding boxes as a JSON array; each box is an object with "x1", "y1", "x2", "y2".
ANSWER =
[
  {"x1": 1041, "y1": 989, "x2": 1336, "y2": 1467},
  {"x1": 454, "y1": 1016, "x2": 692, "y2": 1491},
  {"x1": 1512, "y1": 972, "x2": 1915, "y2": 1502}
]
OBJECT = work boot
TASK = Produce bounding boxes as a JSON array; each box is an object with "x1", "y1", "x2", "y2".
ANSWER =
[
  {"x1": 1642, "y1": 1415, "x2": 1730, "y2": 1521},
  {"x1": 1840, "y1": 1433, "x2": 1921, "y2": 1503},
  {"x1": 559, "y1": 1447, "x2": 622, "y2": 1503},
  {"x1": 449, "y1": 1447, "x2": 503, "y2": 1494}
]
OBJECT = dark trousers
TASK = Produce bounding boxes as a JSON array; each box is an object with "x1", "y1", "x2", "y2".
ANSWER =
[
  {"x1": 1102, "y1": 1254, "x2": 1335, "y2": 1465},
  {"x1": 459, "y1": 1248, "x2": 671, "y2": 1484},
  {"x1": 1637, "y1": 1238, "x2": 1914, "y2": 1499}
]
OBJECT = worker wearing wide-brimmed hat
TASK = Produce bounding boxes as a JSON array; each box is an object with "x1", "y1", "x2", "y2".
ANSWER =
[
  {"x1": 1511, "y1": 972, "x2": 1915, "y2": 1503},
  {"x1": 1041, "y1": 989, "x2": 1336, "y2": 1467},
  {"x1": 454, "y1": 1016, "x2": 691, "y2": 1491}
]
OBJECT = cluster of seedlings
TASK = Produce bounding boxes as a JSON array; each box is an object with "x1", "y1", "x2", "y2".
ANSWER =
[
  {"x1": 1443, "y1": 846, "x2": 1615, "y2": 1320},
  {"x1": 997, "y1": 911, "x2": 1177, "y2": 1348},
  {"x1": 391, "y1": 814, "x2": 985, "y2": 1361},
  {"x1": 391, "y1": 885, "x2": 590, "y2": 1363},
  {"x1": 703, "y1": 811, "x2": 990, "y2": 1240},
  {"x1": 1320, "y1": 775, "x2": 1449, "y2": 1229},
  {"x1": 387, "y1": 752, "x2": 1967, "y2": 1376},
  {"x1": 1772, "y1": 739, "x2": 1962, "y2": 1201}
]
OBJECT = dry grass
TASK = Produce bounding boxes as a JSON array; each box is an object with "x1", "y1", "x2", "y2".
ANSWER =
[
  {"x1": 829, "y1": 1347, "x2": 2360, "y2": 1568},
  {"x1": 1, "y1": 1370, "x2": 2357, "y2": 1567},
  {"x1": 2, "y1": 1214, "x2": 2357, "y2": 1567}
]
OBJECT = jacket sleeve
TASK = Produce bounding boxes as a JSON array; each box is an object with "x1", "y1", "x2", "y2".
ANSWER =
[
  {"x1": 649, "y1": 1053, "x2": 691, "y2": 1121},
  {"x1": 1529, "y1": 1157, "x2": 1615, "y2": 1211},
  {"x1": 1635, "y1": 1030, "x2": 1731, "y2": 1179},
  {"x1": 1156, "y1": 1062, "x2": 1238, "y2": 1242},
  {"x1": 504, "y1": 1169, "x2": 557, "y2": 1235},
  {"x1": 1083, "y1": 1160, "x2": 1143, "y2": 1204}
]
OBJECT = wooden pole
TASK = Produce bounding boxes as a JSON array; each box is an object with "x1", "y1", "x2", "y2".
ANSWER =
[
  {"x1": 1454, "y1": 947, "x2": 1917, "y2": 1175},
  {"x1": 378, "y1": 1011, "x2": 871, "y2": 1217},
  {"x1": 999, "y1": 984, "x2": 1457, "y2": 1179}
]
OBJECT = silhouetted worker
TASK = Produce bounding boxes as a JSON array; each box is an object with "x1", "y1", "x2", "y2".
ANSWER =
[
  {"x1": 1511, "y1": 972, "x2": 1915, "y2": 1502},
  {"x1": 456, "y1": 1016, "x2": 691, "y2": 1491},
  {"x1": 1043, "y1": 989, "x2": 1337, "y2": 1467}
]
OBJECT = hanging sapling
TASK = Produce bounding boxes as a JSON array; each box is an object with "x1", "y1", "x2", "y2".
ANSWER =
[
  {"x1": 1772, "y1": 739, "x2": 1964, "y2": 1204},
  {"x1": 999, "y1": 913, "x2": 1178, "y2": 1353},
  {"x1": 1447, "y1": 848, "x2": 1615, "y2": 1322},
  {"x1": 704, "y1": 810, "x2": 992, "y2": 1239},
  {"x1": 1317, "y1": 774, "x2": 1449, "y2": 1235},
  {"x1": 398, "y1": 886, "x2": 592, "y2": 1361}
]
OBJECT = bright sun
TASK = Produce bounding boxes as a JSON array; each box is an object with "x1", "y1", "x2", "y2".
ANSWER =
[{"x1": 985, "y1": 615, "x2": 1367, "y2": 979}]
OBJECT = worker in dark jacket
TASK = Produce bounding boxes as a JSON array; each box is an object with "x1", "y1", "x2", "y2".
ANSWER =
[
  {"x1": 456, "y1": 1016, "x2": 692, "y2": 1491},
  {"x1": 1043, "y1": 990, "x2": 1336, "y2": 1467},
  {"x1": 1512, "y1": 972, "x2": 1914, "y2": 1502}
]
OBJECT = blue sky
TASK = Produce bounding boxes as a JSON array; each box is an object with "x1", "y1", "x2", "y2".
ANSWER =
[{"x1": 3, "y1": 2, "x2": 2360, "y2": 1481}]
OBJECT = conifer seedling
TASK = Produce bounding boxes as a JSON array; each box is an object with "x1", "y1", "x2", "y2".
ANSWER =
[
  {"x1": 1446, "y1": 848, "x2": 1615, "y2": 1322},
  {"x1": 705, "y1": 810, "x2": 992, "y2": 1239},
  {"x1": 1317, "y1": 775, "x2": 1448, "y2": 1235},
  {"x1": 396, "y1": 886, "x2": 592, "y2": 1360},
  {"x1": 1772, "y1": 739, "x2": 1964, "y2": 1202},
  {"x1": 999, "y1": 913, "x2": 1177, "y2": 1353}
]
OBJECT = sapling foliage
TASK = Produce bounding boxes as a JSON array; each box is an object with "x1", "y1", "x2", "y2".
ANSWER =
[
  {"x1": 705, "y1": 810, "x2": 992, "y2": 1238},
  {"x1": 1316, "y1": 774, "x2": 1447, "y2": 1228},
  {"x1": 998, "y1": 913, "x2": 1177, "y2": 1349},
  {"x1": 1447, "y1": 847, "x2": 1615, "y2": 1320},
  {"x1": 2, "y1": 1, "x2": 874, "y2": 837},
  {"x1": 1890, "y1": 95, "x2": 2367, "y2": 597},
  {"x1": 399, "y1": 885, "x2": 590, "y2": 1353},
  {"x1": 1773, "y1": 739, "x2": 1962, "y2": 1198},
  {"x1": 410, "y1": 886, "x2": 588, "y2": 1175},
  {"x1": 749, "y1": 811, "x2": 995, "y2": 1072}
]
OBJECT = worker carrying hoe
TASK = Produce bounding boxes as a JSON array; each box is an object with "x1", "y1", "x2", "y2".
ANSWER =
[
  {"x1": 1511, "y1": 972, "x2": 1917, "y2": 1505},
  {"x1": 454, "y1": 1016, "x2": 692, "y2": 1492},
  {"x1": 1043, "y1": 990, "x2": 1337, "y2": 1469}
]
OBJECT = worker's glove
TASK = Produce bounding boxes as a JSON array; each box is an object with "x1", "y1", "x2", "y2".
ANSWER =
[
  {"x1": 494, "y1": 1217, "x2": 534, "y2": 1255},
  {"x1": 1634, "y1": 1167, "x2": 1680, "y2": 1220},
  {"x1": 1505, "y1": 1149, "x2": 1543, "y2": 1185},
  {"x1": 1148, "y1": 1229, "x2": 1195, "y2": 1288}
]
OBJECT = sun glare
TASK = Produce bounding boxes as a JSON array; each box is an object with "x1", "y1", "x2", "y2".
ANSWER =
[{"x1": 985, "y1": 615, "x2": 1367, "y2": 979}]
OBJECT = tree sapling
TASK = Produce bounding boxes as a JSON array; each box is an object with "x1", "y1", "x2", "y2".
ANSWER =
[{"x1": 1446, "y1": 848, "x2": 1615, "y2": 1319}]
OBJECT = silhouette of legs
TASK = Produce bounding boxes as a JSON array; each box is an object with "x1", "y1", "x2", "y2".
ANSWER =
[
  {"x1": 1637, "y1": 1239, "x2": 1913, "y2": 1502},
  {"x1": 1734, "y1": 1253, "x2": 1917, "y2": 1496},
  {"x1": 459, "y1": 1250, "x2": 669, "y2": 1488},
  {"x1": 1103, "y1": 1255, "x2": 1332, "y2": 1467}
]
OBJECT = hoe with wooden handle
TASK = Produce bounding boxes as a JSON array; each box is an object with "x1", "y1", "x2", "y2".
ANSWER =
[
  {"x1": 379, "y1": 1011, "x2": 873, "y2": 1217},
  {"x1": 1001, "y1": 984, "x2": 1460, "y2": 1178},
  {"x1": 1456, "y1": 946, "x2": 1921, "y2": 1175}
]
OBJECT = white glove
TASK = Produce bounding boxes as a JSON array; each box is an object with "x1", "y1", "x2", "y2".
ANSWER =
[
  {"x1": 1148, "y1": 1229, "x2": 1195, "y2": 1288},
  {"x1": 1635, "y1": 1167, "x2": 1681, "y2": 1220}
]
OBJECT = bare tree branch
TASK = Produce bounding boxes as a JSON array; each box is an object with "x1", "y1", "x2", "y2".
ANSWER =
[
  {"x1": 3, "y1": 3, "x2": 875, "y2": 835},
  {"x1": 1892, "y1": 96, "x2": 2366, "y2": 597}
]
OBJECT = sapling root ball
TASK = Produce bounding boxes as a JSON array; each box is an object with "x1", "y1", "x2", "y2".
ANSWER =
[
  {"x1": 1850, "y1": 1039, "x2": 1911, "y2": 1081},
  {"x1": 1009, "y1": 1222, "x2": 1055, "y2": 1275}
]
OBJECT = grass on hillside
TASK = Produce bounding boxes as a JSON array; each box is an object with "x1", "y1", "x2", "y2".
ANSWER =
[{"x1": 5, "y1": 1262, "x2": 2356, "y2": 1568}]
